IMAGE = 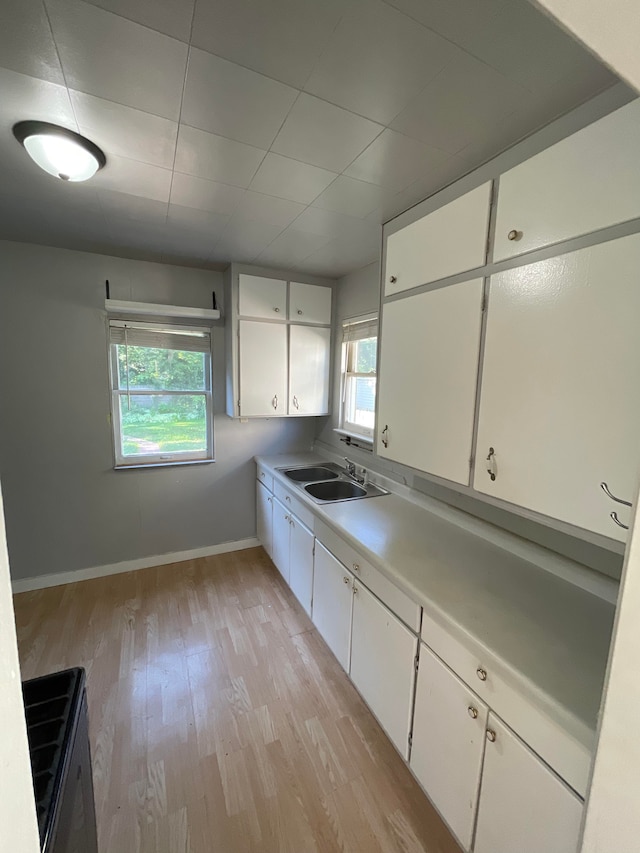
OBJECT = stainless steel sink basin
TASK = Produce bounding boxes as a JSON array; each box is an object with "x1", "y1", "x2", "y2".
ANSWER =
[
  {"x1": 282, "y1": 465, "x2": 339, "y2": 482},
  {"x1": 304, "y1": 480, "x2": 367, "y2": 501}
]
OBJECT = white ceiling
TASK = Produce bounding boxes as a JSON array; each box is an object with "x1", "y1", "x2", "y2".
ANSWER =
[{"x1": 0, "y1": 0, "x2": 617, "y2": 278}]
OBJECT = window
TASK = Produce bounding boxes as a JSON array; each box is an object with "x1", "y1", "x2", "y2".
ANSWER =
[
  {"x1": 340, "y1": 315, "x2": 378, "y2": 440},
  {"x1": 108, "y1": 321, "x2": 213, "y2": 467}
]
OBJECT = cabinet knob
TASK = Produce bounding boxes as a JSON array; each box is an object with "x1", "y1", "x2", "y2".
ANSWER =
[
  {"x1": 468, "y1": 706, "x2": 478, "y2": 720},
  {"x1": 267, "y1": 497, "x2": 272, "y2": 504},
  {"x1": 507, "y1": 229, "x2": 521, "y2": 241},
  {"x1": 284, "y1": 514, "x2": 290, "y2": 521},
  {"x1": 285, "y1": 496, "x2": 291, "y2": 502},
  {"x1": 260, "y1": 472, "x2": 265, "y2": 478},
  {"x1": 389, "y1": 275, "x2": 397, "y2": 284},
  {"x1": 297, "y1": 309, "x2": 303, "y2": 315},
  {"x1": 476, "y1": 667, "x2": 487, "y2": 682},
  {"x1": 352, "y1": 563, "x2": 360, "y2": 572},
  {"x1": 274, "y1": 307, "x2": 280, "y2": 312},
  {"x1": 353, "y1": 585, "x2": 358, "y2": 595},
  {"x1": 486, "y1": 729, "x2": 497, "y2": 743},
  {"x1": 343, "y1": 576, "x2": 350, "y2": 584}
]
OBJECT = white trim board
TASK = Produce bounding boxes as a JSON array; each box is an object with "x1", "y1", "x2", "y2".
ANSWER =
[{"x1": 11, "y1": 537, "x2": 260, "y2": 594}]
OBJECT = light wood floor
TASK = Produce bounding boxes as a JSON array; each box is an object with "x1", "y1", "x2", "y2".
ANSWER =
[{"x1": 13, "y1": 547, "x2": 461, "y2": 853}]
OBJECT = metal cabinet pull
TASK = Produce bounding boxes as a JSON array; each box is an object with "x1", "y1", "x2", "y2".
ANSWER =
[
  {"x1": 353, "y1": 585, "x2": 358, "y2": 595},
  {"x1": 468, "y1": 706, "x2": 478, "y2": 720},
  {"x1": 600, "y1": 482, "x2": 632, "y2": 507},
  {"x1": 274, "y1": 307, "x2": 280, "y2": 312},
  {"x1": 272, "y1": 395, "x2": 278, "y2": 410},
  {"x1": 611, "y1": 512, "x2": 630, "y2": 530},
  {"x1": 486, "y1": 729, "x2": 497, "y2": 743},
  {"x1": 507, "y1": 229, "x2": 521, "y2": 241},
  {"x1": 297, "y1": 309, "x2": 303, "y2": 315},
  {"x1": 486, "y1": 447, "x2": 496, "y2": 481},
  {"x1": 352, "y1": 563, "x2": 360, "y2": 572},
  {"x1": 476, "y1": 667, "x2": 487, "y2": 682},
  {"x1": 389, "y1": 275, "x2": 397, "y2": 284},
  {"x1": 381, "y1": 424, "x2": 389, "y2": 448},
  {"x1": 343, "y1": 576, "x2": 350, "y2": 584},
  {"x1": 292, "y1": 395, "x2": 299, "y2": 410}
]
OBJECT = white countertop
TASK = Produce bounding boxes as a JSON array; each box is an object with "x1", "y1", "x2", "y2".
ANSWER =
[{"x1": 256, "y1": 453, "x2": 616, "y2": 742}]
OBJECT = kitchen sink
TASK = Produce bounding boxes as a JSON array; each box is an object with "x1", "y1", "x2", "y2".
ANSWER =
[
  {"x1": 282, "y1": 465, "x2": 340, "y2": 482},
  {"x1": 304, "y1": 480, "x2": 367, "y2": 501}
]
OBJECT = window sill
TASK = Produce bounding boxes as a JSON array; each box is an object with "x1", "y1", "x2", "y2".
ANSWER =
[{"x1": 115, "y1": 458, "x2": 215, "y2": 471}]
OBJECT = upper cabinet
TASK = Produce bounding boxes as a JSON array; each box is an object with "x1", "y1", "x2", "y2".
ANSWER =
[
  {"x1": 494, "y1": 99, "x2": 640, "y2": 262},
  {"x1": 289, "y1": 281, "x2": 332, "y2": 325},
  {"x1": 384, "y1": 182, "x2": 492, "y2": 296},
  {"x1": 474, "y1": 234, "x2": 640, "y2": 542},
  {"x1": 377, "y1": 278, "x2": 484, "y2": 485},
  {"x1": 226, "y1": 268, "x2": 333, "y2": 419},
  {"x1": 238, "y1": 274, "x2": 287, "y2": 319}
]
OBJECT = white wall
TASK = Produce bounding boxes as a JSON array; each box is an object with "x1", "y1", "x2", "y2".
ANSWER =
[{"x1": 0, "y1": 481, "x2": 40, "y2": 853}]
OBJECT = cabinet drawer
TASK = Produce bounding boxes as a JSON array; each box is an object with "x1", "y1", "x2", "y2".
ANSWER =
[
  {"x1": 256, "y1": 463, "x2": 273, "y2": 493},
  {"x1": 421, "y1": 611, "x2": 592, "y2": 797},
  {"x1": 273, "y1": 481, "x2": 315, "y2": 530},
  {"x1": 494, "y1": 99, "x2": 640, "y2": 262},
  {"x1": 385, "y1": 182, "x2": 491, "y2": 295},
  {"x1": 315, "y1": 520, "x2": 420, "y2": 633}
]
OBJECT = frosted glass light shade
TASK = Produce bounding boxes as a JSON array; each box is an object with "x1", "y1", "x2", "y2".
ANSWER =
[{"x1": 13, "y1": 121, "x2": 106, "y2": 182}]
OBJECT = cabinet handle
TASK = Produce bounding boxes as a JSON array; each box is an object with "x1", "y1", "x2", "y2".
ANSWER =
[
  {"x1": 284, "y1": 514, "x2": 290, "y2": 521},
  {"x1": 476, "y1": 667, "x2": 487, "y2": 682},
  {"x1": 381, "y1": 424, "x2": 389, "y2": 448},
  {"x1": 343, "y1": 576, "x2": 350, "y2": 584},
  {"x1": 267, "y1": 497, "x2": 272, "y2": 504},
  {"x1": 297, "y1": 309, "x2": 303, "y2": 315},
  {"x1": 389, "y1": 275, "x2": 397, "y2": 284},
  {"x1": 272, "y1": 395, "x2": 278, "y2": 410},
  {"x1": 353, "y1": 585, "x2": 358, "y2": 595},
  {"x1": 486, "y1": 729, "x2": 497, "y2": 743},
  {"x1": 260, "y1": 472, "x2": 265, "y2": 479},
  {"x1": 486, "y1": 447, "x2": 496, "y2": 481},
  {"x1": 285, "y1": 496, "x2": 291, "y2": 503},
  {"x1": 352, "y1": 563, "x2": 360, "y2": 572},
  {"x1": 611, "y1": 512, "x2": 630, "y2": 530},
  {"x1": 467, "y1": 706, "x2": 478, "y2": 720},
  {"x1": 600, "y1": 482, "x2": 632, "y2": 508},
  {"x1": 507, "y1": 229, "x2": 521, "y2": 241},
  {"x1": 292, "y1": 395, "x2": 299, "y2": 410},
  {"x1": 274, "y1": 307, "x2": 280, "y2": 312},
  {"x1": 289, "y1": 518, "x2": 294, "y2": 527}
]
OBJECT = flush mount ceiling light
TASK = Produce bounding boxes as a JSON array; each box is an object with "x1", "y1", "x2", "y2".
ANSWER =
[{"x1": 12, "y1": 121, "x2": 106, "y2": 182}]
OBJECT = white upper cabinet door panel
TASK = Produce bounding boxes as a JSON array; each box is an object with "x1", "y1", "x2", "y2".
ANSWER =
[
  {"x1": 385, "y1": 182, "x2": 491, "y2": 295},
  {"x1": 289, "y1": 325, "x2": 331, "y2": 415},
  {"x1": 238, "y1": 273, "x2": 287, "y2": 319},
  {"x1": 411, "y1": 645, "x2": 488, "y2": 850},
  {"x1": 494, "y1": 99, "x2": 640, "y2": 262},
  {"x1": 238, "y1": 321, "x2": 288, "y2": 416},
  {"x1": 474, "y1": 234, "x2": 640, "y2": 541},
  {"x1": 289, "y1": 281, "x2": 332, "y2": 324},
  {"x1": 377, "y1": 278, "x2": 484, "y2": 484},
  {"x1": 474, "y1": 714, "x2": 583, "y2": 853}
]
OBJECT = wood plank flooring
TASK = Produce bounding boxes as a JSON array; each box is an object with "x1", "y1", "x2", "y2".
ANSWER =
[{"x1": 13, "y1": 547, "x2": 461, "y2": 853}]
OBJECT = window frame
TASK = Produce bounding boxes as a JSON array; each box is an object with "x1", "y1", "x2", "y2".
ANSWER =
[
  {"x1": 339, "y1": 314, "x2": 378, "y2": 442},
  {"x1": 108, "y1": 321, "x2": 214, "y2": 469}
]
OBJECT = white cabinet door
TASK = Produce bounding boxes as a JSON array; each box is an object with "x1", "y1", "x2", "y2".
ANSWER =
[
  {"x1": 312, "y1": 542, "x2": 353, "y2": 671},
  {"x1": 289, "y1": 325, "x2": 331, "y2": 415},
  {"x1": 385, "y1": 182, "x2": 491, "y2": 296},
  {"x1": 350, "y1": 582, "x2": 417, "y2": 759},
  {"x1": 271, "y1": 498, "x2": 290, "y2": 584},
  {"x1": 377, "y1": 278, "x2": 484, "y2": 484},
  {"x1": 288, "y1": 516, "x2": 314, "y2": 616},
  {"x1": 494, "y1": 99, "x2": 640, "y2": 262},
  {"x1": 410, "y1": 645, "x2": 488, "y2": 850},
  {"x1": 475, "y1": 234, "x2": 640, "y2": 541},
  {"x1": 238, "y1": 274, "x2": 287, "y2": 319},
  {"x1": 289, "y1": 282, "x2": 332, "y2": 325},
  {"x1": 256, "y1": 480, "x2": 273, "y2": 558},
  {"x1": 474, "y1": 715, "x2": 583, "y2": 853},
  {"x1": 238, "y1": 321, "x2": 288, "y2": 417}
]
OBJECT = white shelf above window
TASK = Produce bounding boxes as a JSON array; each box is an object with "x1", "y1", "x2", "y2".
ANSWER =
[{"x1": 105, "y1": 299, "x2": 220, "y2": 321}]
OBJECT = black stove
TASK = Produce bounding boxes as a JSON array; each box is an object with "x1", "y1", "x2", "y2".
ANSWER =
[{"x1": 23, "y1": 668, "x2": 98, "y2": 853}]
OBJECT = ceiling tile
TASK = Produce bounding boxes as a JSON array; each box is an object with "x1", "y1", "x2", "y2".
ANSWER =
[
  {"x1": 292, "y1": 206, "x2": 379, "y2": 242},
  {"x1": 0, "y1": 0, "x2": 65, "y2": 84},
  {"x1": 191, "y1": 0, "x2": 348, "y2": 89},
  {"x1": 233, "y1": 191, "x2": 306, "y2": 229},
  {"x1": 256, "y1": 227, "x2": 332, "y2": 268},
  {"x1": 99, "y1": 190, "x2": 169, "y2": 224},
  {"x1": 70, "y1": 91, "x2": 178, "y2": 169},
  {"x1": 345, "y1": 128, "x2": 450, "y2": 191},
  {"x1": 381, "y1": 0, "x2": 506, "y2": 48},
  {"x1": 248, "y1": 153, "x2": 336, "y2": 205},
  {"x1": 170, "y1": 172, "x2": 245, "y2": 215},
  {"x1": 304, "y1": 0, "x2": 456, "y2": 124},
  {"x1": 174, "y1": 125, "x2": 265, "y2": 188},
  {"x1": 303, "y1": 230, "x2": 380, "y2": 277},
  {"x1": 46, "y1": 0, "x2": 188, "y2": 120},
  {"x1": 182, "y1": 48, "x2": 298, "y2": 149},
  {"x1": 312, "y1": 175, "x2": 385, "y2": 218},
  {"x1": 92, "y1": 154, "x2": 173, "y2": 202},
  {"x1": 212, "y1": 218, "x2": 285, "y2": 264},
  {"x1": 390, "y1": 50, "x2": 529, "y2": 154},
  {"x1": 81, "y1": 0, "x2": 196, "y2": 42},
  {"x1": 272, "y1": 93, "x2": 384, "y2": 173},
  {"x1": 167, "y1": 203, "x2": 230, "y2": 234},
  {"x1": 0, "y1": 68, "x2": 75, "y2": 135}
]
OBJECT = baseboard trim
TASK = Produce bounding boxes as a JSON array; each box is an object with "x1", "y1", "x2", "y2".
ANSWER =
[{"x1": 11, "y1": 537, "x2": 261, "y2": 594}]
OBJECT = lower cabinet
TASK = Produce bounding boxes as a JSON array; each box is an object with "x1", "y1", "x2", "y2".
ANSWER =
[
  {"x1": 474, "y1": 714, "x2": 583, "y2": 853},
  {"x1": 312, "y1": 541, "x2": 354, "y2": 671},
  {"x1": 410, "y1": 645, "x2": 488, "y2": 850},
  {"x1": 271, "y1": 497, "x2": 291, "y2": 584},
  {"x1": 256, "y1": 480, "x2": 273, "y2": 558},
  {"x1": 287, "y1": 514, "x2": 314, "y2": 616},
  {"x1": 350, "y1": 581, "x2": 417, "y2": 759}
]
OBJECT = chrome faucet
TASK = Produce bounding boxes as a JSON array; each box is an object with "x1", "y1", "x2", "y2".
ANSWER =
[{"x1": 344, "y1": 457, "x2": 366, "y2": 485}]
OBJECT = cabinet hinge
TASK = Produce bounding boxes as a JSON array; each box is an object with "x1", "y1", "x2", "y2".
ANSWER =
[
  {"x1": 481, "y1": 293, "x2": 487, "y2": 312},
  {"x1": 414, "y1": 654, "x2": 419, "y2": 673},
  {"x1": 408, "y1": 731, "x2": 413, "y2": 748},
  {"x1": 312, "y1": 543, "x2": 316, "y2": 557},
  {"x1": 469, "y1": 454, "x2": 474, "y2": 470}
]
